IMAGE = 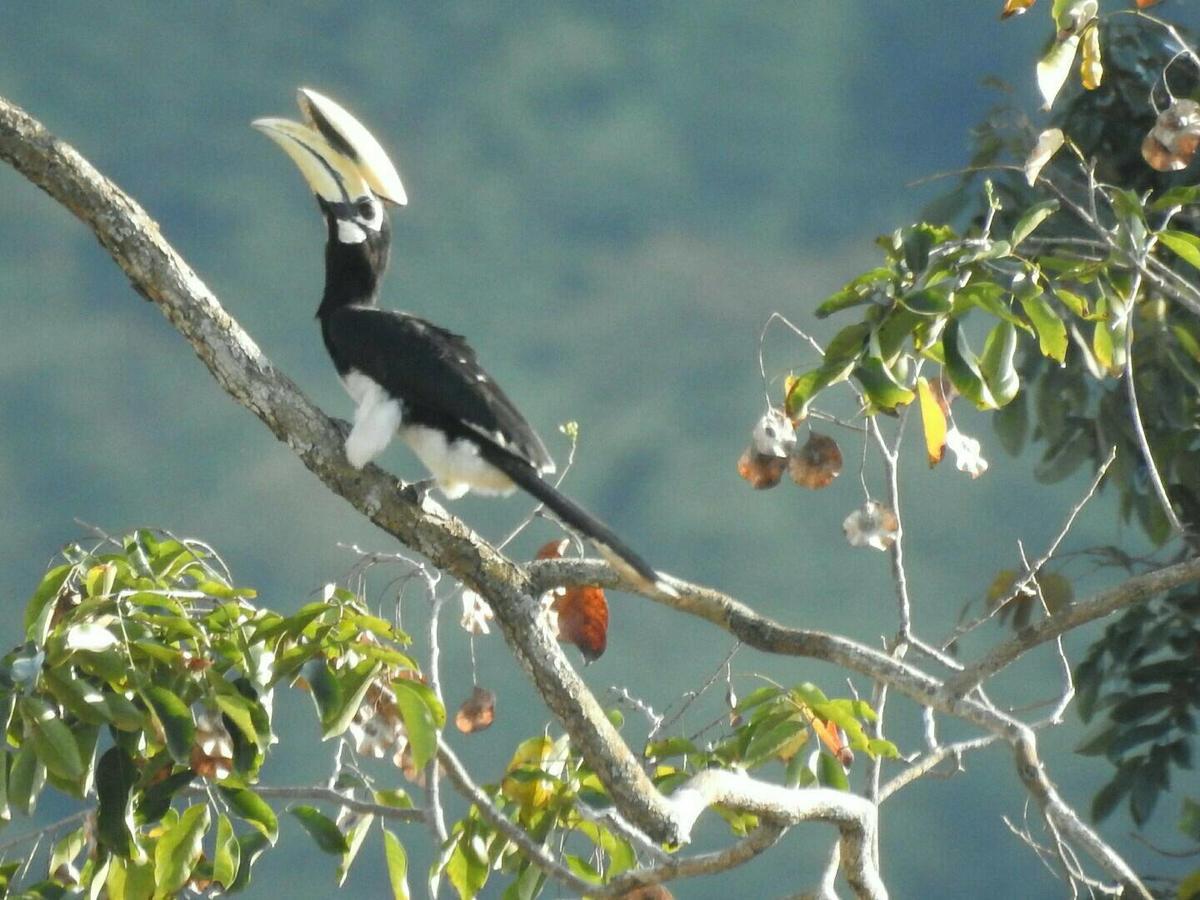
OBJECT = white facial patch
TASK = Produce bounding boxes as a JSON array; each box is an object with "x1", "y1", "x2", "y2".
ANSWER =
[
  {"x1": 337, "y1": 219, "x2": 368, "y2": 244},
  {"x1": 402, "y1": 426, "x2": 516, "y2": 499},
  {"x1": 342, "y1": 371, "x2": 403, "y2": 468}
]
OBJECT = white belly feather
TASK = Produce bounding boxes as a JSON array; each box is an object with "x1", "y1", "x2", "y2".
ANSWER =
[
  {"x1": 340, "y1": 370, "x2": 514, "y2": 499},
  {"x1": 343, "y1": 371, "x2": 404, "y2": 469}
]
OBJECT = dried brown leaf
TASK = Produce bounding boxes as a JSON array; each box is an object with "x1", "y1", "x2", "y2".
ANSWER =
[
  {"x1": 788, "y1": 432, "x2": 843, "y2": 489},
  {"x1": 738, "y1": 447, "x2": 787, "y2": 489},
  {"x1": 454, "y1": 686, "x2": 497, "y2": 734}
]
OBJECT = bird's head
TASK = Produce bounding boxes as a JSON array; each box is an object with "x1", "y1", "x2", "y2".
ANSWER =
[{"x1": 254, "y1": 89, "x2": 406, "y2": 303}]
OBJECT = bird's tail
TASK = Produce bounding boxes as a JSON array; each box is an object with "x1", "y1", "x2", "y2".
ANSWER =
[{"x1": 483, "y1": 449, "x2": 678, "y2": 598}]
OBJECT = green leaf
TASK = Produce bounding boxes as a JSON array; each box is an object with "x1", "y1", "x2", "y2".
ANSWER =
[
  {"x1": 50, "y1": 825, "x2": 87, "y2": 878},
  {"x1": 953, "y1": 283, "x2": 1031, "y2": 331},
  {"x1": 853, "y1": 357, "x2": 915, "y2": 411},
  {"x1": 218, "y1": 787, "x2": 278, "y2": 843},
  {"x1": 817, "y1": 750, "x2": 850, "y2": 790},
  {"x1": 382, "y1": 828, "x2": 409, "y2": 900},
  {"x1": 445, "y1": 836, "x2": 489, "y2": 900},
  {"x1": 1010, "y1": 199, "x2": 1059, "y2": 249},
  {"x1": 979, "y1": 321, "x2": 1020, "y2": 407},
  {"x1": 1092, "y1": 765, "x2": 1135, "y2": 822},
  {"x1": 140, "y1": 687, "x2": 195, "y2": 766},
  {"x1": 644, "y1": 736, "x2": 698, "y2": 760},
  {"x1": 226, "y1": 830, "x2": 270, "y2": 893},
  {"x1": 1075, "y1": 723, "x2": 1118, "y2": 757},
  {"x1": 336, "y1": 813, "x2": 373, "y2": 886},
  {"x1": 1150, "y1": 185, "x2": 1200, "y2": 211},
  {"x1": 734, "y1": 686, "x2": 782, "y2": 714},
  {"x1": 899, "y1": 288, "x2": 952, "y2": 316},
  {"x1": 24, "y1": 564, "x2": 74, "y2": 640},
  {"x1": 213, "y1": 814, "x2": 239, "y2": 889},
  {"x1": 21, "y1": 698, "x2": 84, "y2": 783},
  {"x1": 153, "y1": 803, "x2": 210, "y2": 897},
  {"x1": 1052, "y1": 286, "x2": 1092, "y2": 320},
  {"x1": 942, "y1": 320, "x2": 997, "y2": 409},
  {"x1": 866, "y1": 738, "x2": 900, "y2": 759},
  {"x1": 106, "y1": 854, "x2": 155, "y2": 900},
  {"x1": 1181, "y1": 798, "x2": 1200, "y2": 842},
  {"x1": 815, "y1": 268, "x2": 892, "y2": 318},
  {"x1": 1179, "y1": 868, "x2": 1200, "y2": 900},
  {"x1": 290, "y1": 805, "x2": 348, "y2": 855},
  {"x1": 1019, "y1": 294, "x2": 1067, "y2": 363},
  {"x1": 1093, "y1": 316, "x2": 1115, "y2": 374},
  {"x1": 213, "y1": 691, "x2": 260, "y2": 749},
  {"x1": 305, "y1": 658, "x2": 383, "y2": 740},
  {"x1": 823, "y1": 321, "x2": 872, "y2": 369},
  {"x1": 742, "y1": 718, "x2": 806, "y2": 768},
  {"x1": 42, "y1": 670, "x2": 109, "y2": 726},
  {"x1": 96, "y1": 747, "x2": 137, "y2": 856},
  {"x1": 790, "y1": 683, "x2": 831, "y2": 707},
  {"x1": 1158, "y1": 230, "x2": 1200, "y2": 271},
  {"x1": 392, "y1": 679, "x2": 443, "y2": 771},
  {"x1": 564, "y1": 853, "x2": 602, "y2": 883},
  {"x1": 9, "y1": 741, "x2": 44, "y2": 815},
  {"x1": 0, "y1": 751, "x2": 9, "y2": 823}
]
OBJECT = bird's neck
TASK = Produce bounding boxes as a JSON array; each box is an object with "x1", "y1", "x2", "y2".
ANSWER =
[{"x1": 317, "y1": 212, "x2": 391, "y2": 316}]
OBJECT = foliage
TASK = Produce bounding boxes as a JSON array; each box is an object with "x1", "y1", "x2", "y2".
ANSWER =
[
  {"x1": 0, "y1": 530, "x2": 438, "y2": 897},
  {"x1": 4, "y1": 2, "x2": 1200, "y2": 897},
  {"x1": 752, "y1": 9, "x2": 1200, "y2": 855},
  {"x1": 0, "y1": 531, "x2": 897, "y2": 898}
]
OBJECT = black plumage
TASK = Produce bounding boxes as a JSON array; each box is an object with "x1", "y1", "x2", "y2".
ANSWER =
[{"x1": 255, "y1": 88, "x2": 674, "y2": 596}]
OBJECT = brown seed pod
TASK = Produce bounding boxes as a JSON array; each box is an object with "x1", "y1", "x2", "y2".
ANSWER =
[{"x1": 789, "y1": 432, "x2": 844, "y2": 489}]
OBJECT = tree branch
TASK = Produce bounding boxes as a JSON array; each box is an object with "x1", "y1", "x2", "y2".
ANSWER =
[
  {"x1": 0, "y1": 90, "x2": 1160, "y2": 898},
  {"x1": 946, "y1": 555, "x2": 1200, "y2": 696},
  {"x1": 0, "y1": 91, "x2": 676, "y2": 846}
]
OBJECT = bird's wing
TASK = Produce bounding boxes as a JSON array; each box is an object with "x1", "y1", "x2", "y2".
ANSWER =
[{"x1": 323, "y1": 306, "x2": 555, "y2": 472}]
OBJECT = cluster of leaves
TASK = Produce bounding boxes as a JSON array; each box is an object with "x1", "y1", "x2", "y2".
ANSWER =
[
  {"x1": 431, "y1": 684, "x2": 897, "y2": 898},
  {"x1": 648, "y1": 683, "x2": 898, "y2": 806},
  {"x1": 0, "y1": 530, "x2": 434, "y2": 898},
  {"x1": 435, "y1": 731, "x2": 634, "y2": 898},
  {"x1": 763, "y1": 4, "x2": 1200, "y2": 855},
  {"x1": 1074, "y1": 585, "x2": 1200, "y2": 827},
  {"x1": 973, "y1": 13, "x2": 1200, "y2": 851}
]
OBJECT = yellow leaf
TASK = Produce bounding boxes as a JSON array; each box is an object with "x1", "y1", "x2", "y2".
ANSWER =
[
  {"x1": 1080, "y1": 24, "x2": 1102, "y2": 90},
  {"x1": 1000, "y1": 0, "x2": 1037, "y2": 17},
  {"x1": 917, "y1": 377, "x2": 947, "y2": 467}
]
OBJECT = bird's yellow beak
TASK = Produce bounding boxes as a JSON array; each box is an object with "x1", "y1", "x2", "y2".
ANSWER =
[{"x1": 252, "y1": 88, "x2": 407, "y2": 206}]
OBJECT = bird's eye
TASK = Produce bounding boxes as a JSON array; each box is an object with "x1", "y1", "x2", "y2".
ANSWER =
[{"x1": 356, "y1": 198, "x2": 376, "y2": 220}]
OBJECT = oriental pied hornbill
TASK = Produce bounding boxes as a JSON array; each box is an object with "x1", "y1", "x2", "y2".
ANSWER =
[{"x1": 253, "y1": 88, "x2": 675, "y2": 596}]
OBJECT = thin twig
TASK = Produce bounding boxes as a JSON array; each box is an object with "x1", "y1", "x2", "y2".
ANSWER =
[
  {"x1": 942, "y1": 447, "x2": 1116, "y2": 650},
  {"x1": 1122, "y1": 272, "x2": 1186, "y2": 537}
]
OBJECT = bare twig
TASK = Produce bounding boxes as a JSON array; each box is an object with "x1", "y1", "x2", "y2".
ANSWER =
[
  {"x1": 0, "y1": 89, "x2": 1163, "y2": 899},
  {"x1": 1122, "y1": 272, "x2": 1186, "y2": 536},
  {"x1": 947, "y1": 555, "x2": 1200, "y2": 696},
  {"x1": 941, "y1": 447, "x2": 1117, "y2": 650}
]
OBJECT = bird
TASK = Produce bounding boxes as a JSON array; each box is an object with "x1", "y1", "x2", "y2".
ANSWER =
[{"x1": 253, "y1": 88, "x2": 676, "y2": 597}]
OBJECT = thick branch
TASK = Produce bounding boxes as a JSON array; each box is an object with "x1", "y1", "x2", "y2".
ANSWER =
[
  {"x1": 661, "y1": 770, "x2": 885, "y2": 900},
  {"x1": 0, "y1": 92, "x2": 677, "y2": 845},
  {"x1": 0, "y1": 91, "x2": 1156, "y2": 896},
  {"x1": 946, "y1": 555, "x2": 1200, "y2": 695}
]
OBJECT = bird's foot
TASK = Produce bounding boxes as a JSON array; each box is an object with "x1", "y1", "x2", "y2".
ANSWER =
[{"x1": 401, "y1": 477, "x2": 438, "y2": 505}]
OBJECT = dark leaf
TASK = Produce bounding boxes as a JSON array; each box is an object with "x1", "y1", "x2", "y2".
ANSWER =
[
  {"x1": 141, "y1": 686, "x2": 195, "y2": 765},
  {"x1": 219, "y1": 786, "x2": 279, "y2": 843},
  {"x1": 96, "y1": 746, "x2": 137, "y2": 855},
  {"x1": 290, "y1": 805, "x2": 348, "y2": 855}
]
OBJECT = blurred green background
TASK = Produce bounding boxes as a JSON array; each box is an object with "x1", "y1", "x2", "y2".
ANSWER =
[{"x1": 2, "y1": 4, "x2": 1197, "y2": 897}]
